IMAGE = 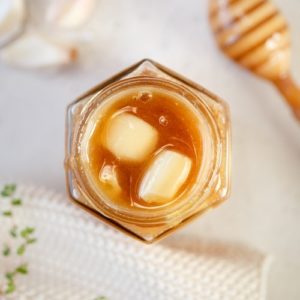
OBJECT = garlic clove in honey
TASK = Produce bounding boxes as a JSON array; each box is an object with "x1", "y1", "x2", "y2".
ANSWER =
[
  {"x1": 46, "y1": 0, "x2": 96, "y2": 29},
  {"x1": 0, "y1": 0, "x2": 26, "y2": 48},
  {"x1": 103, "y1": 113, "x2": 158, "y2": 163},
  {"x1": 99, "y1": 165, "x2": 121, "y2": 193},
  {"x1": 139, "y1": 150, "x2": 192, "y2": 203},
  {"x1": 0, "y1": 32, "x2": 77, "y2": 68}
]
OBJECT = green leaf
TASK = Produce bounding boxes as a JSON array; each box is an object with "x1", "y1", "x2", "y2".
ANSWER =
[
  {"x1": 1, "y1": 184, "x2": 16, "y2": 197},
  {"x1": 17, "y1": 244, "x2": 26, "y2": 256},
  {"x1": 5, "y1": 272, "x2": 15, "y2": 281},
  {"x1": 3, "y1": 244, "x2": 10, "y2": 256},
  {"x1": 5, "y1": 280, "x2": 16, "y2": 294},
  {"x1": 20, "y1": 227, "x2": 35, "y2": 238},
  {"x1": 94, "y1": 297, "x2": 107, "y2": 300},
  {"x1": 2, "y1": 245, "x2": 11, "y2": 256},
  {"x1": 10, "y1": 226, "x2": 18, "y2": 238},
  {"x1": 16, "y1": 264, "x2": 28, "y2": 275},
  {"x1": 26, "y1": 238, "x2": 37, "y2": 244},
  {"x1": 3, "y1": 211, "x2": 12, "y2": 217},
  {"x1": 11, "y1": 198, "x2": 22, "y2": 206}
]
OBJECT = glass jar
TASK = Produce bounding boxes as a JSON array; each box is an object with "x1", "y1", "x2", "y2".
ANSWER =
[{"x1": 65, "y1": 59, "x2": 231, "y2": 243}]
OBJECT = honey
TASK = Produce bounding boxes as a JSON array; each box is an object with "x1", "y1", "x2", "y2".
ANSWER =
[{"x1": 84, "y1": 87, "x2": 202, "y2": 210}]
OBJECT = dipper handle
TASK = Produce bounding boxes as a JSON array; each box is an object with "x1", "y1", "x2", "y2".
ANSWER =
[{"x1": 273, "y1": 74, "x2": 300, "y2": 121}]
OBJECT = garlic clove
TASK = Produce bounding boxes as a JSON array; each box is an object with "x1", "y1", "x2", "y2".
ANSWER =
[
  {"x1": 99, "y1": 165, "x2": 122, "y2": 193},
  {"x1": 103, "y1": 113, "x2": 159, "y2": 163},
  {"x1": 0, "y1": 0, "x2": 26, "y2": 48},
  {"x1": 139, "y1": 150, "x2": 192, "y2": 203},
  {"x1": 46, "y1": 0, "x2": 96, "y2": 29},
  {"x1": 0, "y1": 32, "x2": 77, "y2": 68}
]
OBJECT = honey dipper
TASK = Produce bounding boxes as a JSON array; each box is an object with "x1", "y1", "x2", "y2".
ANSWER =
[{"x1": 209, "y1": 0, "x2": 300, "y2": 120}]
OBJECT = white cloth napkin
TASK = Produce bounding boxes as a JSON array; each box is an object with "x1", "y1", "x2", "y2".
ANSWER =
[{"x1": 0, "y1": 185, "x2": 271, "y2": 300}]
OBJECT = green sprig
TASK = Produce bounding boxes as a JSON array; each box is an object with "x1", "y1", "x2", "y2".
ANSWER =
[
  {"x1": 20, "y1": 227, "x2": 35, "y2": 238},
  {"x1": 16, "y1": 264, "x2": 28, "y2": 275},
  {"x1": 3, "y1": 244, "x2": 10, "y2": 256},
  {"x1": 11, "y1": 198, "x2": 22, "y2": 206},
  {"x1": 16, "y1": 244, "x2": 26, "y2": 256},
  {"x1": 3, "y1": 211, "x2": 12, "y2": 217},
  {"x1": 5, "y1": 272, "x2": 14, "y2": 281},
  {"x1": 0, "y1": 184, "x2": 37, "y2": 296},
  {"x1": 1, "y1": 184, "x2": 16, "y2": 197},
  {"x1": 4, "y1": 264, "x2": 28, "y2": 295},
  {"x1": 5, "y1": 281, "x2": 16, "y2": 294},
  {"x1": 27, "y1": 238, "x2": 37, "y2": 244},
  {"x1": 10, "y1": 226, "x2": 18, "y2": 238}
]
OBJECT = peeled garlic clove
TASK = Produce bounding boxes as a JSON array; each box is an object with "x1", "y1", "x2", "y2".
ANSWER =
[
  {"x1": 103, "y1": 113, "x2": 158, "y2": 163},
  {"x1": 99, "y1": 165, "x2": 121, "y2": 193},
  {"x1": 0, "y1": 0, "x2": 26, "y2": 48},
  {"x1": 0, "y1": 32, "x2": 77, "y2": 68},
  {"x1": 47, "y1": 0, "x2": 96, "y2": 29},
  {"x1": 139, "y1": 150, "x2": 192, "y2": 203}
]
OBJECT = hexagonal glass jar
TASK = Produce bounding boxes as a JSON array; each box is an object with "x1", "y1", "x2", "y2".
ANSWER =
[{"x1": 65, "y1": 59, "x2": 231, "y2": 243}]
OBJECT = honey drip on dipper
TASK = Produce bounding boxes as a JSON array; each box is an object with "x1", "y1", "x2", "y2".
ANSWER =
[{"x1": 209, "y1": 0, "x2": 300, "y2": 120}]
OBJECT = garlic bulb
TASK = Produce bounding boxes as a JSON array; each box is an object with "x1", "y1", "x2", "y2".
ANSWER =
[
  {"x1": 0, "y1": 0, "x2": 26, "y2": 48},
  {"x1": 0, "y1": 32, "x2": 77, "y2": 68},
  {"x1": 46, "y1": 0, "x2": 96, "y2": 29}
]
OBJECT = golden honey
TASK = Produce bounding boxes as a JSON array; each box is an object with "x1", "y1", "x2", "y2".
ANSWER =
[{"x1": 84, "y1": 87, "x2": 202, "y2": 210}]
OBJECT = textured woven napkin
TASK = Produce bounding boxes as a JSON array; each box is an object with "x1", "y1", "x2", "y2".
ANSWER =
[{"x1": 0, "y1": 185, "x2": 271, "y2": 300}]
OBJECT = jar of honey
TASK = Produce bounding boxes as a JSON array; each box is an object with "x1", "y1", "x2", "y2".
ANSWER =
[{"x1": 65, "y1": 59, "x2": 231, "y2": 243}]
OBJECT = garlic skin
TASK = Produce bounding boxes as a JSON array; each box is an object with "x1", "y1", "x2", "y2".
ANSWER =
[
  {"x1": 46, "y1": 0, "x2": 96, "y2": 29},
  {"x1": 0, "y1": 0, "x2": 26, "y2": 48},
  {"x1": 0, "y1": 32, "x2": 77, "y2": 68}
]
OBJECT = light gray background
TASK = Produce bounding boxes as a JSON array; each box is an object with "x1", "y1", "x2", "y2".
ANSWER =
[{"x1": 0, "y1": 0, "x2": 299, "y2": 299}]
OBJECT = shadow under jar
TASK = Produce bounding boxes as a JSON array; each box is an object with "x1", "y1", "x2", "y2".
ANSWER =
[{"x1": 65, "y1": 59, "x2": 231, "y2": 243}]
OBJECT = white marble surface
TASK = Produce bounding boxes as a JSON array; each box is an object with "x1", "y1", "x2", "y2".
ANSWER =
[{"x1": 0, "y1": 0, "x2": 300, "y2": 299}]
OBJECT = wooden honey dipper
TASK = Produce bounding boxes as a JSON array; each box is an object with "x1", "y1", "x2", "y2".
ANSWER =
[{"x1": 209, "y1": 0, "x2": 300, "y2": 120}]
